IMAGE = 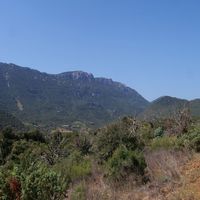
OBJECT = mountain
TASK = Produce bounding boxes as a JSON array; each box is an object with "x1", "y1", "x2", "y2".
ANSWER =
[
  {"x1": 189, "y1": 99, "x2": 200, "y2": 117},
  {"x1": 140, "y1": 96, "x2": 200, "y2": 120},
  {"x1": 0, "y1": 62, "x2": 149, "y2": 127},
  {"x1": 0, "y1": 110, "x2": 24, "y2": 130}
]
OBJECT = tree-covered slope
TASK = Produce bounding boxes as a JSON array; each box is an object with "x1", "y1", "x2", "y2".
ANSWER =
[
  {"x1": 140, "y1": 96, "x2": 200, "y2": 120},
  {"x1": 0, "y1": 62, "x2": 149, "y2": 127},
  {"x1": 0, "y1": 110, "x2": 24, "y2": 130},
  {"x1": 190, "y1": 99, "x2": 200, "y2": 118}
]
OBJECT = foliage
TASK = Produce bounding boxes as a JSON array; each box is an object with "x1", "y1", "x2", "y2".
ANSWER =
[
  {"x1": 0, "y1": 110, "x2": 24, "y2": 131},
  {"x1": 0, "y1": 162, "x2": 68, "y2": 200},
  {"x1": 42, "y1": 131, "x2": 70, "y2": 165},
  {"x1": 106, "y1": 145, "x2": 146, "y2": 180},
  {"x1": 1, "y1": 110, "x2": 200, "y2": 199},
  {"x1": 0, "y1": 128, "x2": 19, "y2": 164},
  {"x1": 153, "y1": 127, "x2": 164, "y2": 138},
  {"x1": 22, "y1": 129, "x2": 46, "y2": 143},
  {"x1": 54, "y1": 151, "x2": 92, "y2": 182},
  {"x1": 0, "y1": 128, "x2": 46, "y2": 165},
  {"x1": 75, "y1": 132, "x2": 92, "y2": 155},
  {"x1": 150, "y1": 136, "x2": 177, "y2": 150},
  {"x1": 94, "y1": 117, "x2": 144, "y2": 162},
  {"x1": 176, "y1": 123, "x2": 200, "y2": 151},
  {"x1": 137, "y1": 121, "x2": 154, "y2": 145},
  {"x1": 0, "y1": 128, "x2": 70, "y2": 199}
]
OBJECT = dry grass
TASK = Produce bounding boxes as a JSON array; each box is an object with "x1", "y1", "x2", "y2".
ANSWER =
[
  {"x1": 167, "y1": 154, "x2": 200, "y2": 200},
  {"x1": 144, "y1": 149, "x2": 190, "y2": 183},
  {"x1": 67, "y1": 151, "x2": 200, "y2": 200}
]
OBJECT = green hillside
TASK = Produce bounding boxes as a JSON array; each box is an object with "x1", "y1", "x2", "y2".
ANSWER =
[
  {"x1": 0, "y1": 110, "x2": 24, "y2": 130},
  {"x1": 140, "y1": 96, "x2": 200, "y2": 120},
  {"x1": 190, "y1": 99, "x2": 200, "y2": 117},
  {"x1": 0, "y1": 63, "x2": 149, "y2": 127}
]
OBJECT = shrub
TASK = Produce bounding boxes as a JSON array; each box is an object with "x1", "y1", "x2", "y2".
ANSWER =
[
  {"x1": 0, "y1": 169, "x2": 14, "y2": 200},
  {"x1": 153, "y1": 127, "x2": 164, "y2": 138},
  {"x1": 20, "y1": 165, "x2": 67, "y2": 200},
  {"x1": 106, "y1": 145, "x2": 146, "y2": 181},
  {"x1": 75, "y1": 132, "x2": 92, "y2": 155},
  {"x1": 43, "y1": 131, "x2": 72, "y2": 165},
  {"x1": 53, "y1": 151, "x2": 92, "y2": 182},
  {"x1": 191, "y1": 135, "x2": 200, "y2": 152},
  {"x1": 0, "y1": 128, "x2": 19, "y2": 164},
  {"x1": 138, "y1": 122, "x2": 154, "y2": 145},
  {"x1": 0, "y1": 162, "x2": 68, "y2": 200},
  {"x1": 150, "y1": 136, "x2": 177, "y2": 150},
  {"x1": 176, "y1": 132, "x2": 200, "y2": 152},
  {"x1": 23, "y1": 130, "x2": 46, "y2": 143},
  {"x1": 94, "y1": 117, "x2": 144, "y2": 162},
  {"x1": 6, "y1": 140, "x2": 30, "y2": 164}
]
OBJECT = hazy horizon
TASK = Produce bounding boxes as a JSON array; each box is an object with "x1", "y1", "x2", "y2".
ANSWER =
[{"x1": 0, "y1": 0, "x2": 200, "y2": 101}]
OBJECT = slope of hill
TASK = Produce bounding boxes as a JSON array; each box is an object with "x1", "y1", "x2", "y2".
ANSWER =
[
  {"x1": 0, "y1": 62, "x2": 149, "y2": 127},
  {"x1": 140, "y1": 96, "x2": 200, "y2": 120},
  {"x1": 0, "y1": 110, "x2": 24, "y2": 130},
  {"x1": 190, "y1": 99, "x2": 200, "y2": 118}
]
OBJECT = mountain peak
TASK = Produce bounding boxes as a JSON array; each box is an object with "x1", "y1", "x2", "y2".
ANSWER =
[{"x1": 58, "y1": 71, "x2": 94, "y2": 80}]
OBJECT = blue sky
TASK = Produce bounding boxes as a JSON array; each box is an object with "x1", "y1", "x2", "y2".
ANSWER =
[{"x1": 0, "y1": 0, "x2": 199, "y2": 101}]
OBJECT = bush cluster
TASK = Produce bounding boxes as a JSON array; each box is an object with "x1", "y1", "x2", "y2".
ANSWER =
[{"x1": 1, "y1": 114, "x2": 200, "y2": 199}]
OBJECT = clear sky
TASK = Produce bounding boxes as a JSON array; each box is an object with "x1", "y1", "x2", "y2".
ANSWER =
[{"x1": 0, "y1": 0, "x2": 199, "y2": 101}]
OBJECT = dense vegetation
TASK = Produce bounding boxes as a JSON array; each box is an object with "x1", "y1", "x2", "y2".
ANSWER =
[
  {"x1": 0, "y1": 128, "x2": 91, "y2": 199},
  {"x1": 1, "y1": 107, "x2": 200, "y2": 199},
  {"x1": 0, "y1": 110, "x2": 24, "y2": 131}
]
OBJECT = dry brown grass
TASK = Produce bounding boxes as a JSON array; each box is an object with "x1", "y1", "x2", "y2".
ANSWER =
[
  {"x1": 167, "y1": 154, "x2": 200, "y2": 200},
  {"x1": 144, "y1": 150, "x2": 190, "y2": 183},
  {"x1": 67, "y1": 151, "x2": 200, "y2": 200}
]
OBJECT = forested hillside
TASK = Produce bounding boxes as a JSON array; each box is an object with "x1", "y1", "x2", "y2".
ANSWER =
[
  {"x1": 0, "y1": 63, "x2": 149, "y2": 127},
  {"x1": 0, "y1": 110, "x2": 24, "y2": 130},
  {"x1": 140, "y1": 96, "x2": 200, "y2": 120}
]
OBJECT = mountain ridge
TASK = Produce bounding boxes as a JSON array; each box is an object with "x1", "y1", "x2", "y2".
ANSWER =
[
  {"x1": 1, "y1": 62, "x2": 199, "y2": 126},
  {"x1": 0, "y1": 62, "x2": 149, "y2": 127}
]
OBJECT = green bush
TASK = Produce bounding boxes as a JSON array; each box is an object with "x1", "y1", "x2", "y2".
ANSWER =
[
  {"x1": 20, "y1": 165, "x2": 67, "y2": 200},
  {"x1": 94, "y1": 117, "x2": 144, "y2": 162},
  {"x1": 53, "y1": 151, "x2": 92, "y2": 182},
  {"x1": 153, "y1": 127, "x2": 164, "y2": 138},
  {"x1": 43, "y1": 131, "x2": 75, "y2": 165},
  {"x1": 22, "y1": 129, "x2": 46, "y2": 143},
  {"x1": 0, "y1": 128, "x2": 19, "y2": 164},
  {"x1": 0, "y1": 128, "x2": 46, "y2": 165},
  {"x1": 0, "y1": 162, "x2": 68, "y2": 200},
  {"x1": 106, "y1": 145, "x2": 146, "y2": 181},
  {"x1": 150, "y1": 136, "x2": 177, "y2": 150},
  {"x1": 138, "y1": 122, "x2": 154, "y2": 145},
  {"x1": 75, "y1": 132, "x2": 92, "y2": 155},
  {"x1": 176, "y1": 132, "x2": 200, "y2": 152},
  {"x1": 0, "y1": 168, "x2": 14, "y2": 200},
  {"x1": 191, "y1": 135, "x2": 200, "y2": 152}
]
